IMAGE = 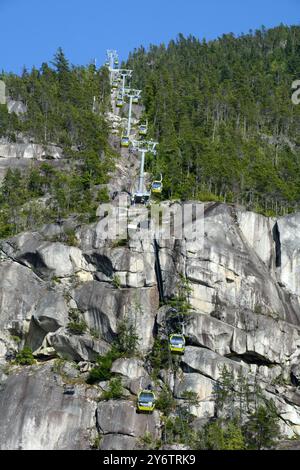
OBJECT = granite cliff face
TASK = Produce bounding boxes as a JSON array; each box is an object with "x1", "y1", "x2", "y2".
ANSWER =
[{"x1": 0, "y1": 200, "x2": 300, "y2": 449}]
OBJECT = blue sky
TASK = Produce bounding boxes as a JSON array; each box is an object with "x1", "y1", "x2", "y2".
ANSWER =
[{"x1": 0, "y1": 0, "x2": 299, "y2": 73}]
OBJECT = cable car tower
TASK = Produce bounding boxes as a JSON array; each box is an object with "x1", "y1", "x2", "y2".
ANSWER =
[
  {"x1": 124, "y1": 87, "x2": 142, "y2": 138},
  {"x1": 131, "y1": 139, "x2": 158, "y2": 204},
  {"x1": 106, "y1": 50, "x2": 119, "y2": 83},
  {"x1": 116, "y1": 69, "x2": 133, "y2": 108},
  {"x1": 119, "y1": 69, "x2": 133, "y2": 100},
  {"x1": 106, "y1": 49, "x2": 119, "y2": 71}
]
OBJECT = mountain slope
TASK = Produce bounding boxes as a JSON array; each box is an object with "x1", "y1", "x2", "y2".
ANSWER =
[{"x1": 127, "y1": 25, "x2": 300, "y2": 214}]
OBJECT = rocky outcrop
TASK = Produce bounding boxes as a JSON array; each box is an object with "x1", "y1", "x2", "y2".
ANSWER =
[
  {"x1": 0, "y1": 363, "x2": 96, "y2": 450},
  {"x1": 182, "y1": 346, "x2": 248, "y2": 380},
  {"x1": 0, "y1": 260, "x2": 46, "y2": 332},
  {"x1": 48, "y1": 328, "x2": 111, "y2": 362},
  {"x1": 6, "y1": 98, "x2": 27, "y2": 115},
  {"x1": 0, "y1": 143, "x2": 62, "y2": 160},
  {"x1": 111, "y1": 358, "x2": 147, "y2": 380},
  {"x1": 74, "y1": 282, "x2": 158, "y2": 351},
  {"x1": 96, "y1": 400, "x2": 161, "y2": 450},
  {"x1": 276, "y1": 212, "x2": 300, "y2": 297},
  {"x1": 0, "y1": 202, "x2": 300, "y2": 448}
]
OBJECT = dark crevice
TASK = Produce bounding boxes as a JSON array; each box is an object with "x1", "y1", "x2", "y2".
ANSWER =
[
  {"x1": 18, "y1": 252, "x2": 47, "y2": 271},
  {"x1": 190, "y1": 279, "x2": 214, "y2": 289},
  {"x1": 226, "y1": 352, "x2": 277, "y2": 367},
  {"x1": 272, "y1": 222, "x2": 281, "y2": 268},
  {"x1": 154, "y1": 238, "x2": 164, "y2": 303},
  {"x1": 84, "y1": 253, "x2": 114, "y2": 277},
  {"x1": 181, "y1": 362, "x2": 215, "y2": 381}
]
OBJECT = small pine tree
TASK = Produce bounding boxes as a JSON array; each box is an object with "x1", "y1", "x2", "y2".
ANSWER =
[
  {"x1": 114, "y1": 319, "x2": 139, "y2": 356},
  {"x1": 223, "y1": 421, "x2": 245, "y2": 450},
  {"x1": 15, "y1": 347, "x2": 35, "y2": 366},
  {"x1": 101, "y1": 377, "x2": 124, "y2": 400},
  {"x1": 244, "y1": 401, "x2": 280, "y2": 450},
  {"x1": 204, "y1": 421, "x2": 225, "y2": 450},
  {"x1": 156, "y1": 386, "x2": 176, "y2": 415}
]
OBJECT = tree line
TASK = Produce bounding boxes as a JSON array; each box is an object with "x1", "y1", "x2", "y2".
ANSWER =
[{"x1": 127, "y1": 25, "x2": 300, "y2": 216}]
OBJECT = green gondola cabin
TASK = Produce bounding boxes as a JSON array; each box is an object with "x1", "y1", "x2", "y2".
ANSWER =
[
  {"x1": 169, "y1": 334, "x2": 186, "y2": 353},
  {"x1": 137, "y1": 390, "x2": 156, "y2": 412}
]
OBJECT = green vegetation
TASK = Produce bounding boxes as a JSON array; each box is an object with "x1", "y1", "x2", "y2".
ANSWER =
[
  {"x1": 86, "y1": 349, "x2": 120, "y2": 384},
  {"x1": 196, "y1": 366, "x2": 281, "y2": 450},
  {"x1": 114, "y1": 318, "x2": 140, "y2": 357},
  {"x1": 0, "y1": 48, "x2": 113, "y2": 239},
  {"x1": 157, "y1": 366, "x2": 281, "y2": 450},
  {"x1": 148, "y1": 338, "x2": 170, "y2": 378},
  {"x1": 156, "y1": 385, "x2": 176, "y2": 415},
  {"x1": 87, "y1": 319, "x2": 139, "y2": 384},
  {"x1": 67, "y1": 308, "x2": 87, "y2": 335},
  {"x1": 167, "y1": 275, "x2": 193, "y2": 319},
  {"x1": 90, "y1": 434, "x2": 102, "y2": 449},
  {"x1": 243, "y1": 402, "x2": 280, "y2": 450},
  {"x1": 15, "y1": 347, "x2": 35, "y2": 366},
  {"x1": 111, "y1": 238, "x2": 128, "y2": 248},
  {"x1": 127, "y1": 25, "x2": 300, "y2": 215},
  {"x1": 198, "y1": 419, "x2": 245, "y2": 450},
  {"x1": 67, "y1": 320, "x2": 87, "y2": 335},
  {"x1": 90, "y1": 328, "x2": 100, "y2": 339},
  {"x1": 62, "y1": 228, "x2": 79, "y2": 247},
  {"x1": 162, "y1": 406, "x2": 198, "y2": 448},
  {"x1": 101, "y1": 377, "x2": 124, "y2": 400},
  {"x1": 10, "y1": 335, "x2": 21, "y2": 344},
  {"x1": 139, "y1": 432, "x2": 161, "y2": 450},
  {"x1": 112, "y1": 274, "x2": 121, "y2": 289}
]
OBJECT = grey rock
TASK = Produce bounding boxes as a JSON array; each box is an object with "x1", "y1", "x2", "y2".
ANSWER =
[
  {"x1": 174, "y1": 372, "x2": 215, "y2": 401},
  {"x1": 0, "y1": 363, "x2": 96, "y2": 449},
  {"x1": 96, "y1": 400, "x2": 161, "y2": 438},
  {"x1": 33, "y1": 292, "x2": 69, "y2": 332},
  {"x1": 126, "y1": 376, "x2": 152, "y2": 396},
  {"x1": 49, "y1": 328, "x2": 110, "y2": 362},
  {"x1": 0, "y1": 261, "x2": 45, "y2": 330},
  {"x1": 182, "y1": 346, "x2": 248, "y2": 380},
  {"x1": 161, "y1": 444, "x2": 190, "y2": 450},
  {"x1": 17, "y1": 241, "x2": 88, "y2": 278},
  {"x1": 74, "y1": 282, "x2": 158, "y2": 351},
  {"x1": 277, "y1": 212, "x2": 300, "y2": 298},
  {"x1": 7, "y1": 98, "x2": 27, "y2": 115},
  {"x1": 100, "y1": 433, "x2": 138, "y2": 450},
  {"x1": 291, "y1": 364, "x2": 300, "y2": 386},
  {"x1": 111, "y1": 358, "x2": 147, "y2": 380},
  {"x1": 0, "y1": 143, "x2": 61, "y2": 160},
  {"x1": 60, "y1": 361, "x2": 80, "y2": 379}
]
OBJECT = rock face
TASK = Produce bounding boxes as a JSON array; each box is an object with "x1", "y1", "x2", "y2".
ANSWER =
[
  {"x1": 6, "y1": 97, "x2": 27, "y2": 115},
  {"x1": 0, "y1": 143, "x2": 62, "y2": 160},
  {"x1": 0, "y1": 261, "x2": 46, "y2": 331},
  {"x1": 1, "y1": 202, "x2": 300, "y2": 448},
  {"x1": 276, "y1": 212, "x2": 300, "y2": 297},
  {"x1": 74, "y1": 282, "x2": 158, "y2": 351},
  {"x1": 0, "y1": 363, "x2": 96, "y2": 450},
  {"x1": 96, "y1": 401, "x2": 161, "y2": 450},
  {"x1": 0, "y1": 134, "x2": 62, "y2": 182}
]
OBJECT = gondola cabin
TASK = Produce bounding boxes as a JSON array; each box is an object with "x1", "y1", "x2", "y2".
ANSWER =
[
  {"x1": 121, "y1": 135, "x2": 130, "y2": 147},
  {"x1": 139, "y1": 125, "x2": 147, "y2": 136},
  {"x1": 169, "y1": 334, "x2": 186, "y2": 353},
  {"x1": 137, "y1": 390, "x2": 156, "y2": 412},
  {"x1": 151, "y1": 181, "x2": 163, "y2": 194}
]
